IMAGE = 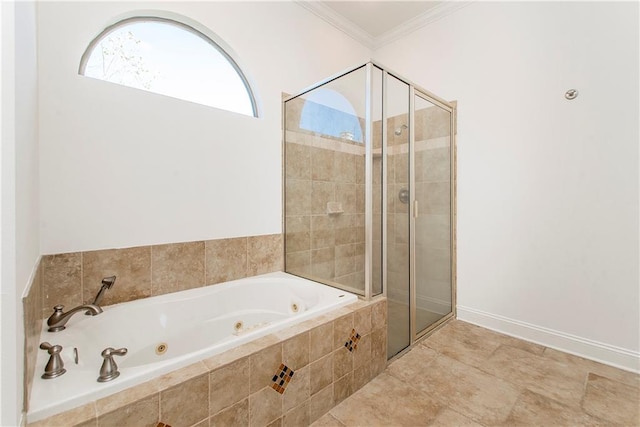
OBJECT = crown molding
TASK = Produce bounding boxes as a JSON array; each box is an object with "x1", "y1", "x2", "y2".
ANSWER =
[
  {"x1": 294, "y1": 0, "x2": 376, "y2": 49},
  {"x1": 295, "y1": 1, "x2": 473, "y2": 51},
  {"x1": 374, "y1": 1, "x2": 473, "y2": 49}
]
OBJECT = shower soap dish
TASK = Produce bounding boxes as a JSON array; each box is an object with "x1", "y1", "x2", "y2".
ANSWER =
[{"x1": 326, "y1": 202, "x2": 344, "y2": 215}]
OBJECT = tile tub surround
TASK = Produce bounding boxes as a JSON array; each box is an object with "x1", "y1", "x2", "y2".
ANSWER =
[
  {"x1": 26, "y1": 298, "x2": 388, "y2": 427},
  {"x1": 39, "y1": 233, "x2": 283, "y2": 319},
  {"x1": 24, "y1": 234, "x2": 282, "y2": 417}
]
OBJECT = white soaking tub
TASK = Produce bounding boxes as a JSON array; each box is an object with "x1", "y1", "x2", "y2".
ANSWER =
[{"x1": 29, "y1": 271, "x2": 358, "y2": 421}]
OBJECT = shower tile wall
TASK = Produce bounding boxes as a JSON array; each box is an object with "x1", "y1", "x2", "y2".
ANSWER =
[{"x1": 285, "y1": 97, "x2": 366, "y2": 292}]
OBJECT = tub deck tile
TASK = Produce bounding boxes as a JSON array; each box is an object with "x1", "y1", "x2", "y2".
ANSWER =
[
  {"x1": 27, "y1": 402, "x2": 96, "y2": 427},
  {"x1": 95, "y1": 379, "x2": 160, "y2": 416},
  {"x1": 155, "y1": 361, "x2": 209, "y2": 392}
]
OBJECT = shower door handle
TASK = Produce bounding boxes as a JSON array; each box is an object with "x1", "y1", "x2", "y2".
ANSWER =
[{"x1": 413, "y1": 200, "x2": 419, "y2": 218}]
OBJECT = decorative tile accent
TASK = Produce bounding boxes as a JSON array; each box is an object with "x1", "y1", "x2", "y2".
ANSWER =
[
  {"x1": 345, "y1": 329, "x2": 361, "y2": 352},
  {"x1": 272, "y1": 364, "x2": 295, "y2": 394}
]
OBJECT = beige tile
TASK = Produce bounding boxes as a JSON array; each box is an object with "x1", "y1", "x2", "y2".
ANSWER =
[
  {"x1": 310, "y1": 215, "x2": 335, "y2": 250},
  {"x1": 352, "y1": 333, "x2": 371, "y2": 369},
  {"x1": 42, "y1": 253, "x2": 82, "y2": 314},
  {"x1": 210, "y1": 398, "x2": 248, "y2": 426},
  {"x1": 285, "y1": 179, "x2": 311, "y2": 216},
  {"x1": 205, "y1": 237, "x2": 247, "y2": 284},
  {"x1": 285, "y1": 216, "x2": 310, "y2": 253},
  {"x1": 283, "y1": 365, "x2": 310, "y2": 412},
  {"x1": 389, "y1": 354, "x2": 520, "y2": 425},
  {"x1": 310, "y1": 412, "x2": 345, "y2": 427},
  {"x1": 352, "y1": 363, "x2": 371, "y2": 392},
  {"x1": 353, "y1": 306, "x2": 371, "y2": 336},
  {"x1": 82, "y1": 246, "x2": 151, "y2": 306},
  {"x1": 283, "y1": 332, "x2": 309, "y2": 371},
  {"x1": 506, "y1": 389, "x2": 603, "y2": 426},
  {"x1": 266, "y1": 417, "x2": 282, "y2": 427},
  {"x1": 312, "y1": 181, "x2": 335, "y2": 215},
  {"x1": 333, "y1": 314, "x2": 353, "y2": 350},
  {"x1": 286, "y1": 142, "x2": 311, "y2": 180},
  {"x1": 210, "y1": 357, "x2": 250, "y2": 415},
  {"x1": 250, "y1": 344, "x2": 283, "y2": 393},
  {"x1": 97, "y1": 395, "x2": 159, "y2": 427},
  {"x1": 309, "y1": 384, "x2": 334, "y2": 424},
  {"x1": 160, "y1": 374, "x2": 209, "y2": 427},
  {"x1": 420, "y1": 320, "x2": 501, "y2": 368},
  {"x1": 156, "y1": 361, "x2": 209, "y2": 391},
  {"x1": 310, "y1": 322, "x2": 333, "y2": 362},
  {"x1": 151, "y1": 241, "x2": 205, "y2": 295},
  {"x1": 249, "y1": 387, "x2": 283, "y2": 427},
  {"x1": 429, "y1": 408, "x2": 483, "y2": 427},
  {"x1": 190, "y1": 419, "x2": 209, "y2": 427},
  {"x1": 371, "y1": 299, "x2": 387, "y2": 330},
  {"x1": 27, "y1": 402, "x2": 96, "y2": 427},
  {"x1": 310, "y1": 353, "x2": 333, "y2": 396},
  {"x1": 248, "y1": 234, "x2": 283, "y2": 276},
  {"x1": 333, "y1": 347, "x2": 353, "y2": 381},
  {"x1": 96, "y1": 380, "x2": 160, "y2": 416},
  {"x1": 335, "y1": 184, "x2": 356, "y2": 214},
  {"x1": 386, "y1": 345, "x2": 438, "y2": 381},
  {"x1": 582, "y1": 373, "x2": 640, "y2": 425},
  {"x1": 311, "y1": 147, "x2": 335, "y2": 182},
  {"x1": 334, "y1": 372, "x2": 353, "y2": 405},
  {"x1": 283, "y1": 400, "x2": 310, "y2": 427},
  {"x1": 334, "y1": 152, "x2": 356, "y2": 184},
  {"x1": 480, "y1": 345, "x2": 586, "y2": 408},
  {"x1": 329, "y1": 373, "x2": 441, "y2": 427},
  {"x1": 370, "y1": 327, "x2": 387, "y2": 376},
  {"x1": 543, "y1": 347, "x2": 640, "y2": 388},
  {"x1": 202, "y1": 336, "x2": 278, "y2": 371},
  {"x1": 285, "y1": 251, "x2": 310, "y2": 276}
]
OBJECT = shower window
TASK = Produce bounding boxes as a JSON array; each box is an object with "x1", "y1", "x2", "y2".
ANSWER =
[
  {"x1": 79, "y1": 16, "x2": 258, "y2": 117},
  {"x1": 299, "y1": 89, "x2": 363, "y2": 142}
]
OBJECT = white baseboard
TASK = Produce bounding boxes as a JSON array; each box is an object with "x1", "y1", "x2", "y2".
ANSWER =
[{"x1": 457, "y1": 305, "x2": 640, "y2": 374}]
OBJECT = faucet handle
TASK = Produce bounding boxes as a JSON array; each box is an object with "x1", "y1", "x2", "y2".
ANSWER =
[
  {"x1": 52, "y1": 305, "x2": 64, "y2": 312},
  {"x1": 98, "y1": 347, "x2": 128, "y2": 382},
  {"x1": 40, "y1": 342, "x2": 66, "y2": 379}
]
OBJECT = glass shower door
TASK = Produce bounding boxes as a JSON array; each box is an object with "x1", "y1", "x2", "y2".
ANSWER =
[
  {"x1": 413, "y1": 91, "x2": 453, "y2": 335},
  {"x1": 386, "y1": 74, "x2": 411, "y2": 358}
]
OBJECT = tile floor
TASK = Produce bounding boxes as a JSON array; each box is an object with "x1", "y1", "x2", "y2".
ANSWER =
[{"x1": 311, "y1": 320, "x2": 640, "y2": 426}]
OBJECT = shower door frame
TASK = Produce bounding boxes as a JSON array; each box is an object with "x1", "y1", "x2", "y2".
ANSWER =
[
  {"x1": 375, "y1": 61, "x2": 457, "y2": 348},
  {"x1": 407, "y1": 85, "x2": 457, "y2": 343},
  {"x1": 281, "y1": 61, "x2": 458, "y2": 348}
]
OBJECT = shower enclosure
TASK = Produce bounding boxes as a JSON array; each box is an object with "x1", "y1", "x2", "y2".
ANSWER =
[{"x1": 283, "y1": 63, "x2": 456, "y2": 359}]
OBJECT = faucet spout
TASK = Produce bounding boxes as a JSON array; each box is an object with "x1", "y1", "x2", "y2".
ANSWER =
[{"x1": 47, "y1": 304, "x2": 103, "y2": 332}]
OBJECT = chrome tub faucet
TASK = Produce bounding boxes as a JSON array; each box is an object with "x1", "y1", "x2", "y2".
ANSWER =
[{"x1": 47, "y1": 304, "x2": 103, "y2": 332}]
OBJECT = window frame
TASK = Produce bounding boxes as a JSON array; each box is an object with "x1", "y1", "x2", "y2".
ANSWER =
[{"x1": 78, "y1": 15, "x2": 259, "y2": 117}]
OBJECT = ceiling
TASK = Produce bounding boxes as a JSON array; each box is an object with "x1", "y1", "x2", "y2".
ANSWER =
[{"x1": 296, "y1": 1, "x2": 471, "y2": 49}]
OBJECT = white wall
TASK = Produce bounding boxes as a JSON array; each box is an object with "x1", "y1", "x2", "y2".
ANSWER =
[
  {"x1": 38, "y1": 1, "x2": 371, "y2": 254},
  {"x1": 374, "y1": 1, "x2": 639, "y2": 370},
  {"x1": 1, "y1": 1, "x2": 40, "y2": 424}
]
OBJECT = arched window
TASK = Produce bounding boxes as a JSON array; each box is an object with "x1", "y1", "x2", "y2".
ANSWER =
[
  {"x1": 299, "y1": 89, "x2": 363, "y2": 142},
  {"x1": 79, "y1": 16, "x2": 258, "y2": 117}
]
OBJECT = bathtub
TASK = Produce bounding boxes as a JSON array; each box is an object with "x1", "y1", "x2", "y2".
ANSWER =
[{"x1": 28, "y1": 271, "x2": 358, "y2": 422}]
